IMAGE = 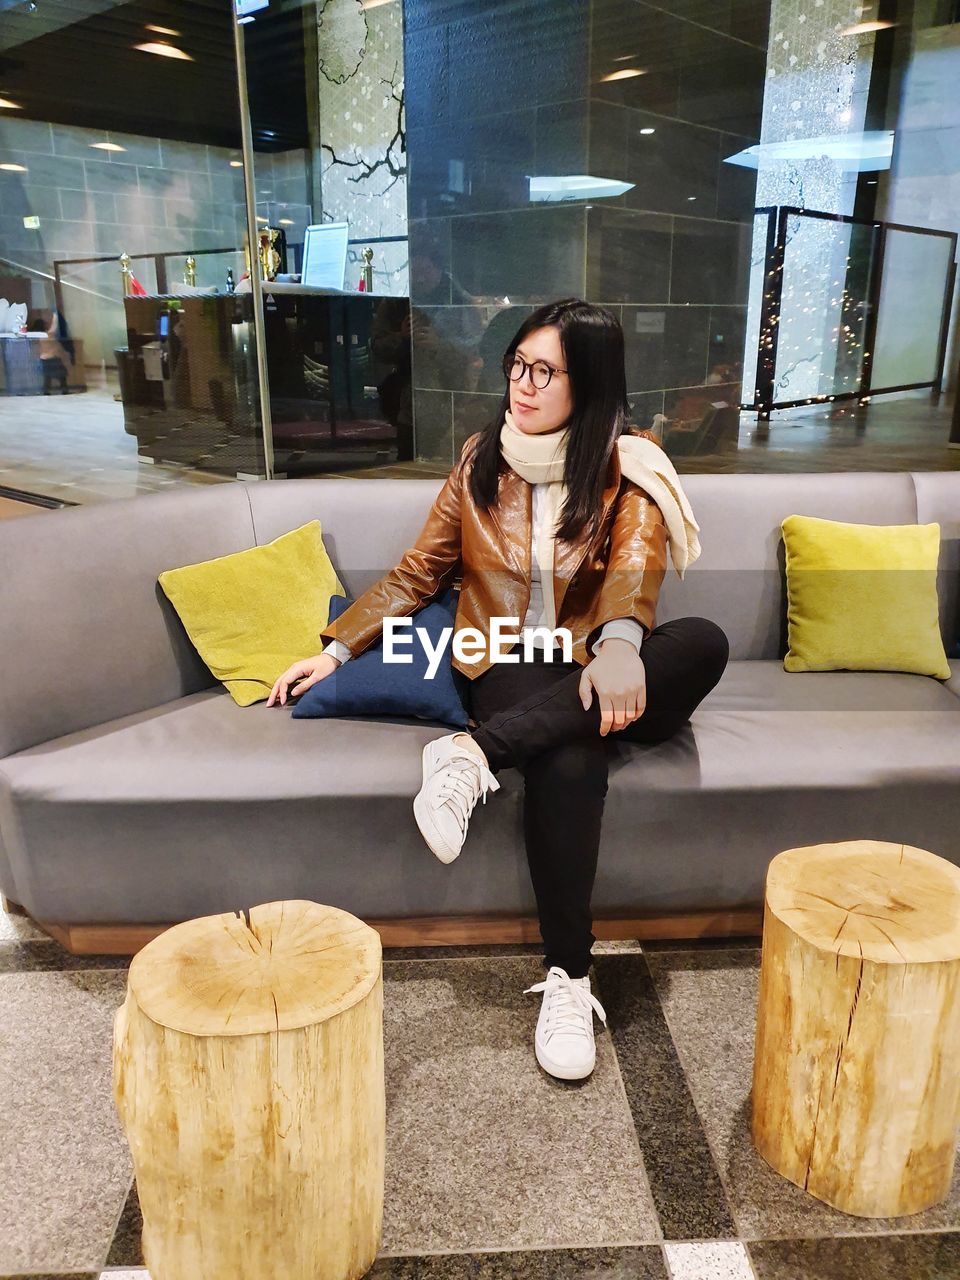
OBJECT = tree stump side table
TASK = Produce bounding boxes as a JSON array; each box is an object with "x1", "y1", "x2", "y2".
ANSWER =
[
  {"x1": 113, "y1": 900, "x2": 384, "y2": 1280},
  {"x1": 752, "y1": 840, "x2": 960, "y2": 1218}
]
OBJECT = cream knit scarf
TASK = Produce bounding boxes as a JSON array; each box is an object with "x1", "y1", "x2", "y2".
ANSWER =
[{"x1": 500, "y1": 409, "x2": 702, "y2": 628}]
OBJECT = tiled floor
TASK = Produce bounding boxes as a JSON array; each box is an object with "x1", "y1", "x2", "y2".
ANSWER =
[{"x1": 3, "y1": 909, "x2": 960, "y2": 1280}]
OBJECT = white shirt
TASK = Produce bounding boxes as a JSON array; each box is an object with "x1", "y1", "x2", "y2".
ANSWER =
[{"x1": 322, "y1": 480, "x2": 645, "y2": 666}]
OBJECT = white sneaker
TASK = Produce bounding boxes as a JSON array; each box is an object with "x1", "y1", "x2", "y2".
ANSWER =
[
  {"x1": 524, "y1": 966, "x2": 607, "y2": 1081},
  {"x1": 413, "y1": 733, "x2": 500, "y2": 864}
]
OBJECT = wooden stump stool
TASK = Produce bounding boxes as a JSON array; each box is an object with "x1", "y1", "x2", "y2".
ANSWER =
[
  {"x1": 113, "y1": 900, "x2": 384, "y2": 1280},
  {"x1": 752, "y1": 840, "x2": 960, "y2": 1218}
]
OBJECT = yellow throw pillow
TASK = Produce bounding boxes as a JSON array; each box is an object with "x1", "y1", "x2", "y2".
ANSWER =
[
  {"x1": 159, "y1": 521, "x2": 345, "y2": 706},
  {"x1": 781, "y1": 514, "x2": 950, "y2": 679}
]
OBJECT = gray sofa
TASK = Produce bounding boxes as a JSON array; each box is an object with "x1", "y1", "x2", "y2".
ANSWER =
[{"x1": 2, "y1": 470, "x2": 959, "y2": 949}]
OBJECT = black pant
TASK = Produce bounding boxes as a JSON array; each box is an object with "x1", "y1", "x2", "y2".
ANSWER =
[{"x1": 468, "y1": 618, "x2": 729, "y2": 979}]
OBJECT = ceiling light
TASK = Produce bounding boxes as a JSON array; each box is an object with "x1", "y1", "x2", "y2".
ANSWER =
[
  {"x1": 90, "y1": 141, "x2": 126, "y2": 152},
  {"x1": 230, "y1": 160, "x2": 244, "y2": 167},
  {"x1": 528, "y1": 174, "x2": 635, "y2": 202},
  {"x1": 840, "y1": 20, "x2": 895, "y2": 34},
  {"x1": 600, "y1": 68, "x2": 647, "y2": 82},
  {"x1": 145, "y1": 23, "x2": 181, "y2": 36},
  {"x1": 639, "y1": 127, "x2": 656, "y2": 135},
  {"x1": 0, "y1": 97, "x2": 23, "y2": 110},
  {"x1": 256, "y1": 215, "x2": 269, "y2": 223},
  {"x1": 723, "y1": 130, "x2": 894, "y2": 172},
  {"x1": 238, "y1": 15, "x2": 254, "y2": 23},
  {"x1": 0, "y1": 162, "x2": 28, "y2": 172},
  {"x1": 133, "y1": 41, "x2": 194, "y2": 61},
  {"x1": 613, "y1": 53, "x2": 638, "y2": 62},
  {"x1": 279, "y1": 218, "x2": 294, "y2": 225}
]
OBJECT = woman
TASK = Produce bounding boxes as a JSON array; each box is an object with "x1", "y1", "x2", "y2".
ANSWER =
[{"x1": 268, "y1": 299, "x2": 729, "y2": 1082}]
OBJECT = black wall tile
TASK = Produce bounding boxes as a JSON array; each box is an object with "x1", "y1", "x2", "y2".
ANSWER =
[
  {"x1": 629, "y1": 388, "x2": 666, "y2": 426},
  {"x1": 451, "y1": 206, "x2": 586, "y2": 301},
  {"x1": 708, "y1": 305, "x2": 749, "y2": 384},
  {"x1": 590, "y1": 0, "x2": 683, "y2": 119},
  {"x1": 677, "y1": 22, "x2": 766, "y2": 135},
  {"x1": 409, "y1": 219, "x2": 453, "y2": 305},
  {"x1": 641, "y1": 0, "x2": 734, "y2": 36},
  {"x1": 623, "y1": 109, "x2": 720, "y2": 217},
  {"x1": 622, "y1": 303, "x2": 711, "y2": 390},
  {"x1": 445, "y1": 2, "x2": 589, "y2": 117},
  {"x1": 536, "y1": 99, "x2": 591, "y2": 179},
  {"x1": 411, "y1": 305, "x2": 489, "y2": 393},
  {"x1": 586, "y1": 206, "x2": 672, "y2": 303},
  {"x1": 670, "y1": 216, "x2": 752, "y2": 304},
  {"x1": 729, "y1": 0, "x2": 772, "y2": 49},
  {"x1": 452, "y1": 390, "x2": 506, "y2": 453},
  {"x1": 413, "y1": 387, "x2": 454, "y2": 462}
]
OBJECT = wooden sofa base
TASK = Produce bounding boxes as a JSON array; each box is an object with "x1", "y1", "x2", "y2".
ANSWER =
[{"x1": 10, "y1": 903, "x2": 764, "y2": 956}]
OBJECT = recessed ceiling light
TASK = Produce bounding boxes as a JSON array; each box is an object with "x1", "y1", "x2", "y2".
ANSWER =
[
  {"x1": 687, "y1": 195, "x2": 697, "y2": 201},
  {"x1": 90, "y1": 141, "x2": 126, "y2": 152},
  {"x1": 613, "y1": 53, "x2": 638, "y2": 62},
  {"x1": 279, "y1": 218, "x2": 294, "y2": 225},
  {"x1": 639, "y1": 127, "x2": 656, "y2": 135},
  {"x1": 600, "y1": 68, "x2": 647, "y2": 82},
  {"x1": 229, "y1": 160, "x2": 244, "y2": 167},
  {"x1": 145, "y1": 23, "x2": 181, "y2": 36},
  {"x1": 0, "y1": 162, "x2": 28, "y2": 172},
  {"x1": 256, "y1": 216, "x2": 269, "y2": 223},
  {"x1": 133, "y1": 41, "x2": 194, "y2": 61},
  {"x1": 0, "y1": 97, "x2": 23, "y2": 110},
  {"x1": 840, "y1": 19, "x2": 895, "y2": 34}
]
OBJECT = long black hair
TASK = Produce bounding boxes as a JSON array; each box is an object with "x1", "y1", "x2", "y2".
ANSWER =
[{"x1": 466, "y1": 298, "x2": 631, "y2": 543}]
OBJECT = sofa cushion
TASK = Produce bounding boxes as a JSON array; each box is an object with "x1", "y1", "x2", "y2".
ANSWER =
[
  {"x1": 947, "y1": 660, "x2": 960, "y2": 701},
  {"x1": 158, "y1": 521, "x2": 345, "y2": 706},
  {"x1": 294, "y1": 590, "x2": 469, "y2": 727},
  {"x1": 780, "y1": 514, "x2": 950, "y2": 679},
  {"x1": 4, "y1": 662, "x2": 960, "y2": 926}
]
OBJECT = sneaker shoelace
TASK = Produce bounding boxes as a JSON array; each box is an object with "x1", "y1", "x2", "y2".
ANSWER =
[
  {"x1": 435, "y1": 754, "x2": 498, "y2": 841},
  {"x1": 524, "y1": 967, "x2": 607, "y2": 1041}
]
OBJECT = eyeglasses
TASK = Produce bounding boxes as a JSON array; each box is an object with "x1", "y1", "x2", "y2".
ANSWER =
[{"x1": 502, "y1": 352, "x2": 568, "y2": 390}]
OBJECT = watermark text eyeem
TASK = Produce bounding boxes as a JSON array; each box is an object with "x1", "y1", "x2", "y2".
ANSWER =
[{"x1": 382, "y1": 616, "x2": 573, "y2": 678}]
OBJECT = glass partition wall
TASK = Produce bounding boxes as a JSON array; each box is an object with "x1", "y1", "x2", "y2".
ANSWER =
[
  {"x1": 1, "y1": 0, "x2": 958, "y2": 506},
  {"x1": 0, "y1": 0, "x2": 265, "y2": 504},
  {"x1": 237, "y1": 0, "x2": 413, "y2": 477}
]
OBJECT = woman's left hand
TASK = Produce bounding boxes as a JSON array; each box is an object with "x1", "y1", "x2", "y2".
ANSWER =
[{"x1": 579, "y1": 639, "x2": 647, "y2": 736}]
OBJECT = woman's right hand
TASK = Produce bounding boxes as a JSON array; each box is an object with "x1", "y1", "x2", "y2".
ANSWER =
[{"x1": 267, "y1": 653, "x2": 340, "y2": 707}]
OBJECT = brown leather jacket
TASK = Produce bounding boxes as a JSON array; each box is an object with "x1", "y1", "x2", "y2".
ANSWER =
[{"x1": 318, "y1": 429, "x2": 669, "y2": 679}]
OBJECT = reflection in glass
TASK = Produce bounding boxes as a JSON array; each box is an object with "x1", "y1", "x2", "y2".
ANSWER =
[
  {"x1": 240, "y1": 0, "x2": 412, "y2": 474},
  {"x1": 871, "y1": 229, "x2": 955, "y2": 390},
  {"x1": 774, "y1": 213, "x2": 877, "y2": 404},
  {"x1": 0, "y1": 3, "x2": 262, "y2": 502}
]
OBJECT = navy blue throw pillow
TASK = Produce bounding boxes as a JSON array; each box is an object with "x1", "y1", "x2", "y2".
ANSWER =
[{"x1": 291, "y1": 588, "x2": 470, "y2": 727}]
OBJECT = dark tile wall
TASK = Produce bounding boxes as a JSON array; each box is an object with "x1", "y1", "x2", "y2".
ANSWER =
[{"x1": 403, "y1": 0, "x2": 770, "y2": 462}]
